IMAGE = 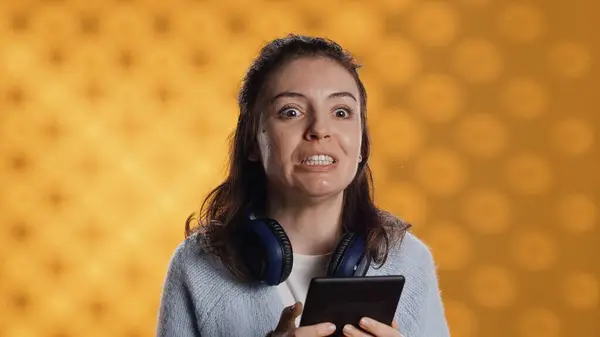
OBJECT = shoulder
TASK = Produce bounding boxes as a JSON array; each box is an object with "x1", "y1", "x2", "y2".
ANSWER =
[
  {"x1": 393, "y1": 231, "x2": 436, "y2": 271},
  {"x1": 166, "y1": 233, "x2": 204, "y2": 271},
  {"x1": 376, "y1": 210, "x2": 437, "y2": 275},
  {"x1": 386, "y1": 231, "x2": 436, "y2": 274},
  {"x1": 162, "y1": 232, "x2": 247, "y2": 320},
  {"x1": 164, "y1": 232, "x2": 236, "y2": 286}
]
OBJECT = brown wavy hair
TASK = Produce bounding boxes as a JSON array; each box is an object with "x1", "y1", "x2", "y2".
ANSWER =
[{"x1": 185, "y1": 34, "x2": 410, "y2": 281}]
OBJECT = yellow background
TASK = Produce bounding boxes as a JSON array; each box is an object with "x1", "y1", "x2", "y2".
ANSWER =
[{"x1": 1, "y1": 0, "x2": 598, "y2": 336}]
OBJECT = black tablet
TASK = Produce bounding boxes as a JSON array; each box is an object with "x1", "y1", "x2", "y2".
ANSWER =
[{"x1": 299, "y1": 275, "x2": 405, "y2": 335}]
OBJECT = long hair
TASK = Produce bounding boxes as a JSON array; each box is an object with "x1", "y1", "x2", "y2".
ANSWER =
[{"x1": 185, "y1": 34, "x2": 409, "y2": 281}]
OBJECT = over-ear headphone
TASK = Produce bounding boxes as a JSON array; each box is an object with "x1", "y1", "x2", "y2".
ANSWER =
[{"x1": 237, "y1": 213, "x2": 371, "y2": 286}]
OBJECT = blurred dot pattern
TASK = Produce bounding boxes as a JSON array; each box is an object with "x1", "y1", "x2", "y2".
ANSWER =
[{"x1": 1, "y1": 1, "x2": 599, "y2": 337}]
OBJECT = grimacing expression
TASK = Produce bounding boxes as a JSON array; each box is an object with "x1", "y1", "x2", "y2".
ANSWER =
[{"x1": 253, "y1": 57, "x2": 363, "y2": 199}]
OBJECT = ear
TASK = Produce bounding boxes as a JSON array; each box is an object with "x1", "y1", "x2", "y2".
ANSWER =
[{"x1": 249, "y1": 125, "x2": 266, "y2": 162}]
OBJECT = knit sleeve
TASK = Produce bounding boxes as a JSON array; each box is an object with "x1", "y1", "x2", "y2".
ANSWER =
[
  {"x1": 156, "y1": 241, "x2": 202, "y2": 337},
  {"x1": 420, "y1": 244, "x2": 451, "y2": 337}
]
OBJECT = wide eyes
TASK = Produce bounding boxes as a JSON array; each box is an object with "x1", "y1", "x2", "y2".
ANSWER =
[
  {"x1": 279, "y1": 107, "x2": 302, "y2": 118},
  {"x1": 278, "y1": 106, "x2": 353, "y2": 119},
  {"x1": 334, "y1": 108, "x2": 351, "y2": 119}
]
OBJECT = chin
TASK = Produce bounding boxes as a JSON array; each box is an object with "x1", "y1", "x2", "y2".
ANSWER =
[{"x1": 295, "y1": 180, "x2": 348, "y2": 199}]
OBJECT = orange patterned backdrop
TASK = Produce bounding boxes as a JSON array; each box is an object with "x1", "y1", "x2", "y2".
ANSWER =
[{"x1": 1, "y1": 0, "x2": 598, "y2": 336}]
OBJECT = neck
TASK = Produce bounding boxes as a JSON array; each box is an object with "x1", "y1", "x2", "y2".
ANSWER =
[{"x1": 264, "y1": 190, "x2": 345, "y2": 255}]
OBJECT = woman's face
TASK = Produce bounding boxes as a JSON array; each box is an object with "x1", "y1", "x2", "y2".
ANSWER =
[{"x1": 254, "y1": 56, "x2": 363, "y2": 200}]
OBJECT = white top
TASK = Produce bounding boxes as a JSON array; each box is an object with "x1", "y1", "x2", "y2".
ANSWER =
[{"x1": 276, "y1": 253, "x2": 331, "y2": 326}]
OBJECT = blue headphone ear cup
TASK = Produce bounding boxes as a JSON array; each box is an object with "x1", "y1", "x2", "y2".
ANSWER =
[
  {"x1": 261, "y1": 218, "x2": 293, "y2": 284},
  {"x1": 327, "y1": 232, "x2": 369, "y2": 277},
  {"x1": 327, "y1": 232, "x2": 354, "y2": 277},
  {"x1": 241, "y1": 217, "x2": 293, "y2": 286},
  {"x1": 353, "y1": 250, "x2": 371, "y2": 277}
]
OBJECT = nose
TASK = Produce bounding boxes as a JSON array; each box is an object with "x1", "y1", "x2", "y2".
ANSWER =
[{"x1": 304, "y1": 113, "x2": 331, "y2": 141}]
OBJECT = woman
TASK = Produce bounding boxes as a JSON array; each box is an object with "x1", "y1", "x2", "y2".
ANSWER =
[{"x1": 157, "y1": 34, "x2": 450, "y2": 337}]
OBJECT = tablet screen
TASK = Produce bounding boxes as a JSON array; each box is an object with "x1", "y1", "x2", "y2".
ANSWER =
[{"x1": 299, "y1": 275, "x2": 405, "y2": 334}]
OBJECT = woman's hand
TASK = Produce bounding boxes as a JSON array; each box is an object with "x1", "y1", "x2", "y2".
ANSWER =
[
  {"x1": 268, "y1": 302, "x2": 337, "y2": 337},
  {"x1": 341, "y1": 318, "x2": 403, "y2": 337}
]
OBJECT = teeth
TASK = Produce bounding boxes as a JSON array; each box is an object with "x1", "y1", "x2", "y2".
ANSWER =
[{"x1": 302, "y1": 154, "x2": 335, "y2": 166}]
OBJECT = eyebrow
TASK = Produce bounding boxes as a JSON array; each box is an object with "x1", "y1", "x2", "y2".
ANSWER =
[{"x1": 269, "y1": 91, "x2": 357, "y2": 103}]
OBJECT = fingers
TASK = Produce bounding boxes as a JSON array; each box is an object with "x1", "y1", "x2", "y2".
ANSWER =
[
  {"x1": 352, "y1": 317, "x2": 402, "y2": 337},
  {"x1": 274, "y1": 302, "x2": 303, "y2": 333},
  {"x1": 342, "y1": 324, "x2": 373, "y2": 337},
  {"x1": 295, "y1": 323, "x2": 337, "y2": 336},
  {"x1": 272, "y1": 302, "x2": 336, "y2": 336}
]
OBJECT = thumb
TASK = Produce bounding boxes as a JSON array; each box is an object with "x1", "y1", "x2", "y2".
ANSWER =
[{"x1": 274, "y1": 302, "x2": 303, "y2": 332}]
